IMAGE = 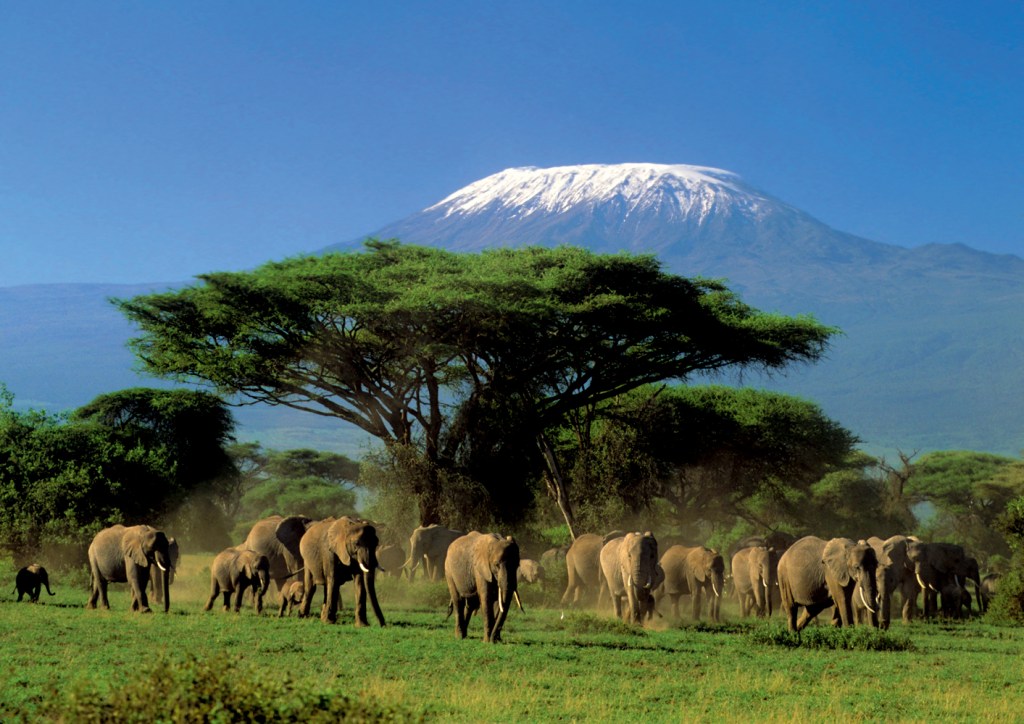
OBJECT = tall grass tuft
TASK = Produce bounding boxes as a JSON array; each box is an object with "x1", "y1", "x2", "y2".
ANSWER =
[
  {"x1": 749, "y1": 624, "x2": 915, "y2": 651},
  {"x1": 39, "y1": 653, "x2": 416, "y2": 723}
]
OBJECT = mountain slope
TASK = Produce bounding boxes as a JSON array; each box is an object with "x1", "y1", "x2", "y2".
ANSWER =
[{"x1": 327, "y1": 163, "x2": 1024, "y2": 454}]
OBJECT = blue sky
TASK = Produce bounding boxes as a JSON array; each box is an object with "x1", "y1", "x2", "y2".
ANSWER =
[{"x1": 1, "y1": 2, "x2": 1021, "y2": 287}]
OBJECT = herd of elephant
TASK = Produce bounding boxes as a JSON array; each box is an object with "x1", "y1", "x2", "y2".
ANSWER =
[
  {"x1": 554, "y1": 529, "x2": 1001, "y2": 631},
  {"x1": 12, "y1": 518, "x2": 1002, "y2": 640},
  {"x1": 15, "y1": 517, "x2": 523, "y2": 643}
]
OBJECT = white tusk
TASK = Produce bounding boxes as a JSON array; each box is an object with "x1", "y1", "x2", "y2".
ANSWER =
[
  {"x1": 514, "y1": 590, "x2": 524, "y2": 612},
  {"x1": 916, "y1": 572, "x2": 927, "y2": 591},
  {"x1": 628, "y1": 575, "x2": 633, "y2": 589},
  {"x1": 359, "y1": 563, "x2": 371, "y2": 574},
  {"x1": 859, "y1": 585, "x2": 876, "y2": 614},
  {"x1": 712, "y1": 581, "x2": 720, "y2": 597},
  {"x1": 645, "y1": 576, "x2": 652, "y2": 590},
  {"x1": 498, "y1": 595, "x2": 505, "y2": 614},
  {"x1": 156, "y1": 560, "x2": 167, "y2": 572}
]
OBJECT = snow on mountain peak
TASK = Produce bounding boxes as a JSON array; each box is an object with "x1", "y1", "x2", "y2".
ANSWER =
[{"x1": 426, "y1": 163, "x2": 776, "y2": 223}]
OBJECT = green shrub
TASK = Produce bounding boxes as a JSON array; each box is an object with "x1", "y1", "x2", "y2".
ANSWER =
[
  {"x1": 750, "y1": 624, "x2": 915, "y2": 651},
  {"x1": 561, "y1": 612, "x2": 646, "y2": 637},
  {"x1": 985, "y1": 566, "x2": 1024, "y2": 624},
  {"x1": 39, "y1": 653, "x2": 413, "y2": 723}
]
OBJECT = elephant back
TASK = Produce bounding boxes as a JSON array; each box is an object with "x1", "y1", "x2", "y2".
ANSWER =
[{"x1": 565, "y1": 533, "x2": 605, "y2": 587}]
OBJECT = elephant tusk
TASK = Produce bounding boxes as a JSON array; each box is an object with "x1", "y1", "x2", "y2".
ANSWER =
[
  {"x1": 359, "y1": 562, "x2": 371, "y2": 574},
  {"x1": 156, "y1": 560, "x2": 167, "y2": 572},
  {"x1": 628, "y1": 575, "x2": 633, "y2": 589},
  {"x1": 712, "y1": 581, "x2": 720, "y2": 598},
  {"x1": 644, "y1": 576, "x2": 652, "y2": 590},
  {"x1": 916, "y1": 572, "x2": 927, "y2": 591},
  {"x1": 514, "y1": 590, "x2": 525, "y2": 612},
  {"x1": 859, "y1": 585, "x2": 876, "y2": 614},
  {"x1": 498, "y1": 595, "x2": 505, "y2": 614}
]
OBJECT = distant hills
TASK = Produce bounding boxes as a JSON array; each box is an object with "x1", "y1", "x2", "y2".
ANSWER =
[
  {"x1": 4, "y1": 163, "x2": 1022, "y2": 455},
  {"x1": 326, "y1": 164, "x2": 1024, "y2": 454}
]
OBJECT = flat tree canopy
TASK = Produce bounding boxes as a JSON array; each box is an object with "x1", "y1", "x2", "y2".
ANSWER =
[{"x1": 116, "y1": 241, "x2": 836, "y2": 525}]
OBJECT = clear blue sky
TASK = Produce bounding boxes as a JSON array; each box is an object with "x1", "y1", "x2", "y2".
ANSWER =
[{"x1": 1, "y1": 1, "x2": 1021, "y2": 287}]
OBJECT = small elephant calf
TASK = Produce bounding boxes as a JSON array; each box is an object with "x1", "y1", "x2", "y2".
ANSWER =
[
  {"x1": 205, "y1": 548, "x2": 271, "y2": 614},
  {"x1": 14, "y1": 564, "x2": 56, "y2": 602},
  {"x1": 278, "y1": 580, "x2": 305, "y2": 617}
]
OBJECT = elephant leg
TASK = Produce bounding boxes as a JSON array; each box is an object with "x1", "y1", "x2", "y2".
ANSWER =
[
  {"x1": 481, "y1": 593, "x2": 497, "y2": 642},
  {"x1": 691, "y1": 589, "x2": 703, "y2": 621},
  {"x1": 322, "y1": 577, "x2": 339, "y2": 624},
  {"x1": 795, "y1": 601, "x2": 832, "y2": 631},
  {"x1": 221, "y1": 591, "x2": 231, "y2": 611},
  {"x1": 204, "y1": 583, "x2": 220, "y2": 611},
  {"x1": 233, "y1": 586, "x2": 245, "y2": 612},
  {"x1": 99, "y1": 578, "x2": 111, "y2": 609}
]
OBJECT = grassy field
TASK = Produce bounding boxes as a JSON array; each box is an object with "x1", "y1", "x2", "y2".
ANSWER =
[{"x1": 1, "y1": 554, "x2": 1022, "y2": 722}]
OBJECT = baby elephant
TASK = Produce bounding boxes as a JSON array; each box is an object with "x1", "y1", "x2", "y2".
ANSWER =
[
  {"x1": 14, "y1": 564, "x2": 56, "y2": 602},
  {"x1": 205, "y1": 548, "x2": 271, "y2": 614},
  {"x1": 278, "y1": 579, "x2": 305, "y2": 617}
]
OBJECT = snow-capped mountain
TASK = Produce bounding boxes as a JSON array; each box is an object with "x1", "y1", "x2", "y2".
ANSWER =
[
  {"x1": 323, "y1": 163, "x2": 1024, "y2": 454},
  {"x1": 428, "y1": 163, "x2": 771, "y2": 223},
  {"x1": 3, "y1": 163, "x2": 1023, "y2": 455}
]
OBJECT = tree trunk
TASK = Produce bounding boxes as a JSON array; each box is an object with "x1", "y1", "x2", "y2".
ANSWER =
[{"x1": 537, "y1": 433, "x2": 578, "y2": 540}]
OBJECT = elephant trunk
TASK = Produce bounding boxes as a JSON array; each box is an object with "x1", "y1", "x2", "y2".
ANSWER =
[
  {"x1": 43, "y1": 574, "x2": 55, "y2": 596},
  {"x1": 491, "y1": 567, "x2": 515, "y2": 640},
  {"x1": 160, "y1": 565, "x2": 170, "y2": 613}
]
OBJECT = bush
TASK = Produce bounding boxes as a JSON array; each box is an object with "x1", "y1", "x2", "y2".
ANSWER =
[
  {"x1": 985, "y1": 567, "x2": 1024, "y2": 624},
  {"x1": 39, "y1": 653, "x2": 413, "y2": 723},
  {"x1": 750, "y1": 624, "x2": 915, "y2": 651}
]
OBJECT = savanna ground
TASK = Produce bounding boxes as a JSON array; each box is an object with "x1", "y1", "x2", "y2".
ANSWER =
[{"x1": 1, "y1": 554, "x2": 1022, "y2": 722}]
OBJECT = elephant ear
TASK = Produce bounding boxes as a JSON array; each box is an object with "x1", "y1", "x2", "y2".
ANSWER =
[
  {"x1": 823, "y1": 539, "x2": 851, "y2": 587},
  {"x1": 122, "y1": 527, "x2": 149, "y2": 568},
  {"x1": 276, "y1": 516, "x2": 313, "y2": 548},
  {"x1": 330, "y1": 521, "x2": 354, "y2": 566}
]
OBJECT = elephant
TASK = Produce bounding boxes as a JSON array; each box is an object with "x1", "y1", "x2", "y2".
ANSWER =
[
  {"x1": 731, "y1": 545, "x2": 776, "y2": 617},
  {"x1": 86, "y1": 524, "x2": 173, "y2": 613},
  {"x1": 979, "y1": 573, "x2": 1001, "y2": 612},
  {"x1": 655, "y1": 545, "x2": 725, "y2": 622},
  {"x1": 940, "y1": 580, "x2": 969, "y2": 619},
  {"x1": 906, "y1": 540, "x2": 974, "y2": 618},
  {"x1": 376, "y1": 544, "x2": 407, "y2": 578},
  {"x1": 149, "y1": 536, "x2": 179, "y2": 606},
  {"x1": 860, "y1": 535, "x2": 919, "y2": 628},
  {"x1": 517, "y1": 559, "x2": 545, "y2": 586},
  {"x1": 405, "y1": 525, "x2": 464, "y2": 581},
  {"x1": 204, "y1": 548, "x2": 271, "y2": 613},
  {"x1": 777, "y1": 536, "x2": 878, "y2": 632},
  {"x1": 444, "y1": 531, "x2": 520, "y2": 642},
  {"x1": 560, "y1": 530, "x2": 626, "y2": 608},
  {"x1": 299, "y1": 516, "x2": 386, "y2": 626},
  {"x1": 600, "y1": 531, "x2": 660, "y2": 624},
  {"x1": 14, "y1": 564, "x2": 56, "y2": 602},
  {"x1": 278, "y1": 580, "x2": 305, "y2": 617},
  {"x1": 241, "y1": 515, "x2": 314, "y2": 597},
  {"x1": 539, "y1": 545, "x2": 569, "y2": 572}
]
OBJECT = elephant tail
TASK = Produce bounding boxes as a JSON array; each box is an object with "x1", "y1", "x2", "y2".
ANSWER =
[
  {"x1": 283, "y1": 567, "x2": 305, "y2": 579},
  {"x1": 445, "y1": 601, "x2": 454, "y2": 620}
]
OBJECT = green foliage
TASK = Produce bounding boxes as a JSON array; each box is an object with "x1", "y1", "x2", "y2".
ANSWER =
[
  {"x1": 986, "y1": 496, "x2": 1024, "y2": 623},
  {"x1": 0, "y1": 388, "x2": 238, "y2": 559},
  {"x1": 117, "y1": 242, "x2": 836, "y2": 527},
  {"x1": 558, "y1": 384, "x2": 858, "y2": 537},
  {"x1": 908, "y1": 450, "x2": 1024, "y2": 559},
  {"x1": 40, "y1": 653, "x2": 407, "y2": 723},
  {"x1": 750, "y1": 624, "x2": 915, "y2": 651}
]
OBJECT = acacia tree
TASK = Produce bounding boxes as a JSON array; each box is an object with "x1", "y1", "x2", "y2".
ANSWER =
[
  {"x1": 117, "y1": 241, "x2": 835, "y2": 529},
  {"x1": 557, "y1": 385, "x2": 858, "y2": 536}
]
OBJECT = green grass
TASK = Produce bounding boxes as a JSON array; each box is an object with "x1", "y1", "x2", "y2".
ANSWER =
[{"x1": 2, "y1": 554, "x2": 1022, "y2": 722}]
